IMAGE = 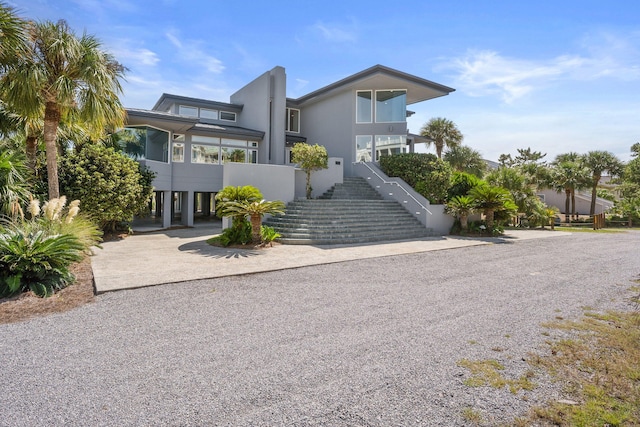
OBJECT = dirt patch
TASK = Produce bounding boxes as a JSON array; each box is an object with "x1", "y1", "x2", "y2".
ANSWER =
[{"x1": 0, "y1": 257, "x2": 95, "y2": 325}]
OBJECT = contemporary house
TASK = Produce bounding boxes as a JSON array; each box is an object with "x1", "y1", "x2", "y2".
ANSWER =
[{"x1": 123, "y1": 65, "x2": 455, "y2": 230}]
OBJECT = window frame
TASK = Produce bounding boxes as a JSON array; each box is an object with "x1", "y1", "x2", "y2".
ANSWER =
[
  {"x1": 219, "y1": 111, "x2": 236, "y2": 122},
  {"x1": 286, "y1": 108, "x2": 300, "y2": 133},
  {"x1": 374, "y1": 89, "x2": 407, "y2": 123},
  {"x1": 356, "y1": 90, "x2": 373, "y2": 124},
  {"x1": 178, "y1": 105, "x2": 199, "y2": 117}
]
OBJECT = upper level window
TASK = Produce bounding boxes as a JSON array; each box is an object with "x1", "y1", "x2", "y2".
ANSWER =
[
  {"x1": 200, "y1": 108, "x2": 219, "y2": 120},
  {"x1": 375, "y1": 90, "x2": 406, "y2": 123},
  {"x1": 220, "y1": 111, "x2": 236, "y2": 121},
  {"x1": 178, "y1": 105, "x2": 198, "y2": 117},
  {"x1": 115, "y1": 126, "x2": 169, "y2": 163},
  {"x1": 356, "y1": 91, "x2": 372, "y2": 123},
  {"x1": 286, "y1": 108, "x2": 300, "y2": 133}
]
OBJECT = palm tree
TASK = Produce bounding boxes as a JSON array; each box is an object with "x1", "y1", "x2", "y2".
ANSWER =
[
  {"x1": 443, "y1": 145, "x2": 486, "y2": 177},
  {"x1": 469, "y1": 185, "x2": 516, "y2": 233},
  {"x1": 214, "y1": 185, "x2": 263, "y2": 229},
  {"x1": 0, "y1": 146, "x2": 30, "y2": 218},
  {"x1": 221, "y1": 200, "x2": 286, "y2": 243},
  {"x1": 0, "y1": 2, "x2": 27, "y2": 68},
  {"x1": 0, "y1": 20, "x2": 126, "y2": 199},
  {"x1": 445, "y1": 195, "x2": 476, "y2": 231},
  {"x1": 420, "y1": 117, "x2": 463, "y2": 159},
  {"x1": 582, "y1": 151, "x2": 623, "y2": 216},
  {"x1": 548, "y1": 161, "x2": 590, "y2": 222}
]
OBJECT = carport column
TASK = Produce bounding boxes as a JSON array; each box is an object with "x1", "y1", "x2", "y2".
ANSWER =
[
  {"x1": 162, "y1": 191, "x2": 172, "y2": 229},
  {"x1": 182, "y1": 191, "x2": 194, "y2": 227}
]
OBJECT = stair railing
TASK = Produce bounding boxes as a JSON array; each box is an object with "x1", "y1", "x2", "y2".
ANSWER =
[{"x1": 353, "y1": 161, "x2": 432, "y2": 226}]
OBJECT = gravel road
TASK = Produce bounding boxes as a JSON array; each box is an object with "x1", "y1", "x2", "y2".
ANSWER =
[{"x1": 1, "y1": 231, "x2": 639, "y2": 426}]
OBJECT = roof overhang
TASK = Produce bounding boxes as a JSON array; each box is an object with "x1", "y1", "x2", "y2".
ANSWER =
[
  {"x1": 125, "y1": 109, "x2": 264, "y2": 141},
  {"x1": 152, "y1": 93, "x2": 243, "y2": 112},
  {"x1": 289, "y1": 65, "x2": 455, "y2": 107}
]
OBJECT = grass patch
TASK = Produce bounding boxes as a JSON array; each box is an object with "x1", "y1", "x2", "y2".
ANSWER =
[
  {"x1": 457, "y1": 359, "x2": 536, "y2": 394},
  {"x1": 554, "y1": 226, "x2": 625, "y2": 233},
  {"x1": 461, "y1": 407, "x2": 483, "y2": 424},
  {"x1": 520, "y1": 309, "x2": 640, "y2": 425}
]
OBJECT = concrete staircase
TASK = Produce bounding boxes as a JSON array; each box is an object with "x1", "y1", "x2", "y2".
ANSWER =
[{"x1": 264, "y1": 177, "x2": 433, "y2": 245}]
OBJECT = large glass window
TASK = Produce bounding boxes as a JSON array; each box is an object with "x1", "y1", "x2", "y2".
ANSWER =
[
  {"x1": 115, "y1": 126, "x2": 169, "y2": 163},
  {"x1": 375, "y1": 135, "x2": 407, "y2": 160},
  {"x1": 178, "y1": 105, "x2": 198, "y2": 117},
  {"x1": 200, "y1": 108, "x2": 218, "y2": 120},
  {"x1": 355, "y1": 135, "x2": 372, "y2": 162},
  {"x1": 286, "y1": 108, "x2": 300, "y2": 132},
  {"x1": 356, "y1": 91, "x2": 372, "y2": 123},
  {"x1": 221, "y1": 147, "x2": 246, "y2": 163},
  {"x1": 375, "y1": 90, "x2": 406, "y2": 123},
  {"x1": 191, "y1": 144, "x2": 219, "y2": 164}
]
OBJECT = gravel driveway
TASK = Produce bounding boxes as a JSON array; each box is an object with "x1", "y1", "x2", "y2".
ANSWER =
[{"x1": 1, "y1": 231, "x2": 639, "y2": 426}]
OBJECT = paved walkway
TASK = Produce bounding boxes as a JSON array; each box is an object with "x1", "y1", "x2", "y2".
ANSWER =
[{"x1": 91, "y1": 224, "x2": 570, "y2": 293}]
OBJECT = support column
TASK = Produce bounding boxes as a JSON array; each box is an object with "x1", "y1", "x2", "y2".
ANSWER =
[
  {"x1": 202, "y1": 193, "x2": 211, "y2": 217},
  {"x1": 182, "y1": 190, "x2": 194, "y2": 227},
  {"x1": 162, "y1": 191, "x2": 172, "y2": 229},
  {"x1": 154, "y1": 191, "x2": 162, "y2": 217}
]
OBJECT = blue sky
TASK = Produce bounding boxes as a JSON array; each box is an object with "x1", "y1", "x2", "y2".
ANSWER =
[{"x1": 11, "y1": 0, "x2": 640, "y2": 162}]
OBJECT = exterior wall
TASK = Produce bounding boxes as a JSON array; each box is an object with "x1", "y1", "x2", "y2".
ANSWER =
[
  {"x1": 538, "y1": 189, "x2": 614, "y2": 215},
  {"x1": 353, "y1": 161, "x2": 454, "y2": 234},
  {"x1": 222, "y1": 162, "x2": 295, "y2": 204},
  {"x1": 294, "y1": 157, "x2": 344, "y2": 199},
  {"x1": 231, "y1": 66, "x2": 286, "y2": 165},
  {"x1": 171, "y1": 162, "x2": 223, "y2": 192},
  {"x1": 139, "y1": 160, "x2": 172, "y2": 191},
  {"x1": 299, "y1": 91, "x2": 354, "y2": 173},
  {"x1": 299, "y1": 89, "x2": 409, "y2": 177}
]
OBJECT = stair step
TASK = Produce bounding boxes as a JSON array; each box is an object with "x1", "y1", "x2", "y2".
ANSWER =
[{"x1": 266, "y1": 177, "x2": 431, "y2": 245}]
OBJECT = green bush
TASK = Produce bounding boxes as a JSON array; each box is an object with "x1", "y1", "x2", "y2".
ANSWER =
[
  {"x1": 380, "y1": 153, "x2": 452, "y2": 203},
  {"x1": 379, "y1": 153, "x2": 439, "y2": 188},
  {"x1": 58, "y1": 144, "x2": 155, "y2": 231},
  {"x1": 0, "y1": 197, "x2": 99, "y2": 298},
  {"x1": 218, "y1": 219, "x2": 252, "y2": 247},
  {"x1": 260, "y1": 225, "x2": 281, "y2": 245}
]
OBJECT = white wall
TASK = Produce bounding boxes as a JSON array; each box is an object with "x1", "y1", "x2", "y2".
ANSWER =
[{"x1": 222, "y1": 162, "x2": 295, "y2": 204}]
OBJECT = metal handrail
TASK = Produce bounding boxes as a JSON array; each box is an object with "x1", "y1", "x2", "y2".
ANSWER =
[{"x1": 355, "y1": 161, "x2": 432, "y2": 215}]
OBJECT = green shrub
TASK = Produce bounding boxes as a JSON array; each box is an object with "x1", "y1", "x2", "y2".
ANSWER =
[
  {"x1": 379, "y1": 153, "x2": 439, "y2": 188},
  {"x1": 380, "y1": 153, "x2": 452, "y2": 203},
  {"x1": 218, "y1": 219, "x2": 252, "y2": 247},
  {"x1": 0, "y1": 196, "x2": 101, "y2": 298},
  {"x1": 260, "y1": 225, "x2": 281, "y2": 245},
  {"x1": 0, "y1": 227, "x2": 83, "y2": 297},
  {"x1": 58, "y1": 144, "x2": 155, "y2": 231}
]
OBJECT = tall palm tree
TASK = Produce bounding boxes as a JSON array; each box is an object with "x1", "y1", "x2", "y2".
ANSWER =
[
  {"x1": 0, "y1": 2, "x2": 27, "y2": 68},
  {"x1": 420, "y1": 117, "x2": 463, "y2": 159},
  {"x1": 582, "y1": 150, "x2": 623, "y2": 216},
  {"x1": 548, "y1": 161, "x2": 590, "y2": 222},
  {"x1": 443, "y1": 145, "x2": 486, "y2": 177},
  {"x1": 0, "y1": 20, "x2": 126, "y2": 199}
]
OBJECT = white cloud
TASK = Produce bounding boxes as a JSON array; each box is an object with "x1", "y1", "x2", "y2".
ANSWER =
[
  {"x1": 311, "y1": 21, "x2": 358, "y2": 43},
  {"x1": 164, "y1": 30, "x2": 224, "y2": 74},
  {"x1": 109, "y1": 44, "x2": 160, "y2": 68},
  {"x1": 440, "y1": 30, "x2": 640, "y2": 104}
]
